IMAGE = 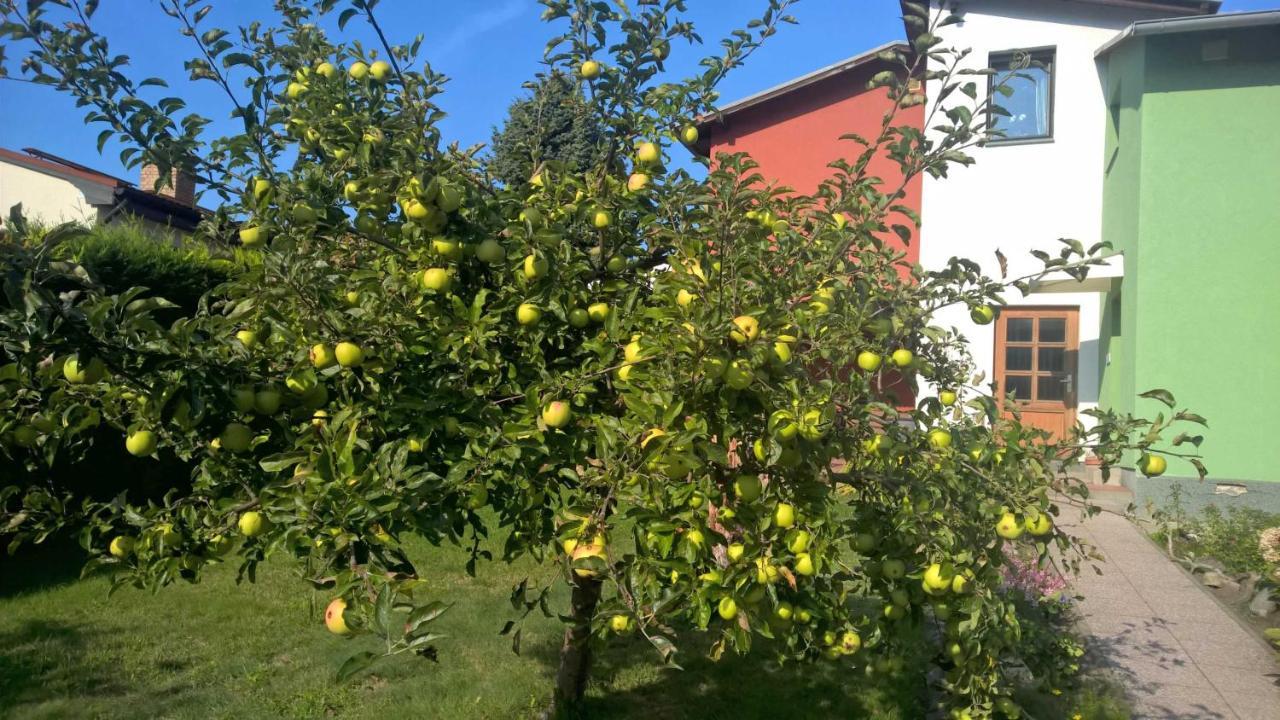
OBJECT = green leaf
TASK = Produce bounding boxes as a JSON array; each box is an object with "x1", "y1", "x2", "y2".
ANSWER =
[
  {"x1": 336, "y1": 651, "x2": 378, "y2": 681},
  {"x1": 1138, "y1": 389, "x2": 1176, "y2": 408}
]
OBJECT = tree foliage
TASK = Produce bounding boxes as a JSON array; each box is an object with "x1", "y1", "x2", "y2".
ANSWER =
[
  {"x1": 0, "y1": 1, "x2": 1206, "y2": 717},
  {"x1": 488, "y1": 74, "x2": 608, "y2": 188}
]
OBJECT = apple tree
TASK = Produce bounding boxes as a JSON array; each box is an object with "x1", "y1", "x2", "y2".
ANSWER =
[{"x1": 0, "y1": 0, "x2": 1207, "y2": 717}]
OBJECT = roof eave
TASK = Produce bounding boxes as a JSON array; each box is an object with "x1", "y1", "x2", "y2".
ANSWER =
[{"x1": 1096, "y1": 9, "x2": 1280, "y2": 57}]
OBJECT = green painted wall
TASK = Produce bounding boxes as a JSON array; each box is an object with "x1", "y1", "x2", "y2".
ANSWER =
[
  {"x1": 1100, "y1": 27, "x2": 1280, "y2": 486},
  {"x1": 1098, "y1": 39, "x2": 1146, "y2": 422}
]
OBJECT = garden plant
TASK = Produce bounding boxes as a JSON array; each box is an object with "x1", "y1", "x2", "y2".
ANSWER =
[{"x1": 0, "y1": 0, "x2": 1208, "y2": 717}]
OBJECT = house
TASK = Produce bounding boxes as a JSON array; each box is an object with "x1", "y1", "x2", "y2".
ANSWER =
[
  {"x1": 1093, "y1": 10, "x2": 1280, "y2": 510},
  {"x1": 695, "y1": 0, "x2": 1280, "y2": 509},
  {"x1": 0, "y1": 147, "x2": 204, "y2": 234}
]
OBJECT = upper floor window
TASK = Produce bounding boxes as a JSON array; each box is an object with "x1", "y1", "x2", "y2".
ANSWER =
[{"x1": 988, "y1": 48, "x2": 1055, "y2": 143}]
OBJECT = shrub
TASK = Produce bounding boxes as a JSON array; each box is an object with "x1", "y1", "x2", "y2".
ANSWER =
[
  {"x1": 1186, "y1": 505, "x2": 1280, "y2": 576},
  {"x1": 58, "y1": 220, "x2": 236, "y2": 315}
]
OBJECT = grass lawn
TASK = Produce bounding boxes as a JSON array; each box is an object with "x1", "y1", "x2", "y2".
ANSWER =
[{"x1": 0, "y1": 534, "x2": 926, "y2": 719}]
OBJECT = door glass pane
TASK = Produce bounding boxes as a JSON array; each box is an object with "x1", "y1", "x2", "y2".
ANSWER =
[
  {"x1": 1038, "y1": 347, "x2": 1065, "y2": 372},
  {"x1": 1005, "y1": 347, "x2": 1032, "y2": 371},
  {"x1": 1039, "y1": 317, "x2": 1066, "y2": 343},
  {"x1": 1005, "y1": 375, "x2": 1032, "y2": 400},
  {"x1": 1007, "y1": 318, "x2": 1033, "y2": 342},
  {"x1": 1037, "y1": 375, "x2": 1067, "y2": 401}
]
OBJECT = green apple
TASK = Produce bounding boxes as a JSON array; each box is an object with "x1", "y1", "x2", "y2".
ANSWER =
[
  {"x1": 421, "y1": 267, "x2": 452, "y2": 293},
  {"x1": 891, "y1": 348, "x2": 914, "y2": 367},
  {"x1": 685, "y1": 528, "x2": 705, "y2": 548},
  {"x1": 436, "y1": 186, "x2": 462, "y2": 213},
  {"x1": 315, "y1": 61, "x2": 336, "y2": 78},
  {"x1": 635, "y1": 142, "x2": 659, "y2": 165},
  {"x1": 853, "y1": 533, "x2": 876, "y2": 553},
  {"x1": 238, "y1": 511, "x2": 267, "y2": 537},
  {"x1": 727, "y1": 543, "x2": 745, "y2": 562},
  {"x1": 856, "y1": 350, "x2": 882, "y2": 372},
  {"x1": 310, "y1": 343, "x2": 336, "y2": 369},
  {"x1": 63, "y1": 355, "x2": 105, "y2": 384},
  {"x1": 734, "y1": 474, "x2": 762, "y2": 502},
  {"x1": 940, "y1": 390, "x2": 957, "y2": 406},
  {"x1": 252, "y1": 177, "x2": 273, "y2": 200},
  {"x1": 787, "y1": 530, "x2": 811, "y2": 554},
  {"x1": 996, "y1": 512, "x2": 1024, "y2": 540},
  {"x1": 927, "y1": 428, "x2": 952, "y2": 450},
  {"x1": 325, "y1": 597, "x2": 351, "y2": 635},
  {"x1": 774, "y1": 503, "x2": 796, "y2": 529},
  {"x1": 793, "y1": 552, "x2": 815, "y2": 576},
  {"x1": 579, "y1": 60, "x2": 600, "y2": 79},
  {"x1": 239, "y1": 225, "x2": 266, "y2": 247},
  {"x1": 718, "y1": 596, "x2": 738, "y2": 620},
  {"x1": 542, "y1": 400, "x2": 571, "y2": 428},
  {"x1": 476, "y1": 239, "x2": 505, "y2": 265},
  {"x1": 724, "y1": 360, "x2": 753, "y2": 390},
  {"x1": 1139, "y1": 453, "x2": 1167, "y2": 477},
  {"x1": 627, "y1": 172, "x2": 650, "y2": 192},
  {"x1": 125, "y1": 430, "x2": 157, "y2": 457},
  {"x1": 970, "y1": 304, "x2": 995, "y2": 325},
  {"x1": 231, "y1": 386, "x2": 256, "y2": 413},
  {"x1": 109, "y1": 536, "x2": 135, "y2": 558},
  {"x1": 369, "y1": 60, "x2": 392, "y2": 81},
  {"x1": 285, "y1": 81, "x2": 307, "y2": 99},
  {"x1": 568, "y1": 308, "x2": 589, "y2": 328},
  {"x1": 680, "y1": 125, "x2": 699, "y2": 145},
  {"x1": 592, "y1": 210, "x2": 612, "y2": 228},
  {"x1": 522, "y1": 254, "x2": 548, "y2": 280},
  {"x1": 348, "y1": 61, "x2": 369, "y2": 80},
  {"x1": 587, "y1": 302, "x2": 610, "y2": 323},
  {"x1": 881, "y1": 558, "x2": 906, "y2": 580},
  {"x1": 609, "y1": 614, "x2": 632, "y2": 633},
  {"x1": 517, "y1": 303, "x2": 542, "y2": 326},
  {"x1": 1024, "y1": 513, "x2": 1053, "y2": 536},
  {"x1": 335, "y1": 341, "x2": 364, "y2": 368},
  {"x1": 254, "y1": 387, "x2": 282, "y2": 415},
  {"x1": 676, "y1": 289, "x2": 696, "y2": 307},
  {"x1": 923, "y1": 563, "x2": 954, "y2": 593},
  {"x1": 220, "y1": 423, "x2": 253, "y2": 453},
  {"x1": 235, "y1": 329, "x2": 258, "y2": 349},
  {"x1": 431, "y1": 237, "x2": 461, "y2": 260},
  {"x1": 729, "y1": 315, "x2": 759, "y2": 343}
]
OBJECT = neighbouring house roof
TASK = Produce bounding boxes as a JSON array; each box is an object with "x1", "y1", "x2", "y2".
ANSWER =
[
  {"x1": 0, "y1": 146, "x2": 207, "y2": 232},
  {"x1": 1096, "y1": 9, "x2": 1280, "y2": 56},
  {"x1": 1060, "y1": 0, "x2": 1219, "y2": 13},
  {"x1": 692, "y1": 41, "x2": 911, "y2": 155}
]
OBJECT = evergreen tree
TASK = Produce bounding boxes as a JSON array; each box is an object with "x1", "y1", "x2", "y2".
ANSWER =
[{"x1": 488, "y1": 74, "x2": 606, "y2": 187}]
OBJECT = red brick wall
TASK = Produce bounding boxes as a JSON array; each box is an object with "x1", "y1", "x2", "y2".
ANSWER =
[{"x1": 140, "y1": 164, "x2": 196, "y2": 207}]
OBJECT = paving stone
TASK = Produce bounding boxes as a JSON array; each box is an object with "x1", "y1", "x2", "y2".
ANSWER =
[{"x1": 1064, "y1": 505, "x2": 1279, "y2": 719}]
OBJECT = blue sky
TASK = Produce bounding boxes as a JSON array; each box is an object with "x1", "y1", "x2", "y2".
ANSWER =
[{"x1": 0, "y1": 0, "x2": 1273, "y2": 185}]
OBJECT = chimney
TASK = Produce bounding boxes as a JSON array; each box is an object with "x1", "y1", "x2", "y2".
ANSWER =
[{"x1": 140, "y1": 163, "x2": 196, "y2": 206}]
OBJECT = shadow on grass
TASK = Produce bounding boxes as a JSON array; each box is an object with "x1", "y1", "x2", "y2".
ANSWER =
[
  {"x1": 0, "y1": 535, "x2": 92, "y2": 600},
  {"x1": 0, "y1": 618, "x2": 193, "y2": 715},
  {"x1": 522, "y1": 631, "x2": 926, "y2": 720}
]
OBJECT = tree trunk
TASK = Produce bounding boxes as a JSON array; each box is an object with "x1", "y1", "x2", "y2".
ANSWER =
[{"x1": 548, "y1": 575, "x2": 603, "y2": 718}]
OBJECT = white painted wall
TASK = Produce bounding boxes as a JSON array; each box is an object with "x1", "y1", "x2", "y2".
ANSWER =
[
  {"x1": 0, "y1": 160, "x2": 111, "y2": 225},
  {"x1": 919, "y1": 0, "x2": 1173, "y2": 426}
]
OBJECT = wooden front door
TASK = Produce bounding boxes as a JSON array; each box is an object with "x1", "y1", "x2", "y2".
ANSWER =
[{"x1": 993, "y1": 307, "x2": 1078, "y2": 442}]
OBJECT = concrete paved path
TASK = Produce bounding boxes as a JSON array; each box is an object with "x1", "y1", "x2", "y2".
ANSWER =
[{"x1": 1060, "y1": 505, "x2": 1280, "y2": 720}]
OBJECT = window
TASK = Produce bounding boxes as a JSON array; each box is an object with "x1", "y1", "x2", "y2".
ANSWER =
[
  {"x1": 1001, "y1": 314, "x2": 1072, "y2": 403},
  {"x1": 988, "y1": 48, "x2": 1055, "y2": 143}
]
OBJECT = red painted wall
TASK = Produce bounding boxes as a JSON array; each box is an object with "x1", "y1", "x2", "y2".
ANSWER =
[{"x1": 701, "y1": 61, "x2": 924, "y2": 265}]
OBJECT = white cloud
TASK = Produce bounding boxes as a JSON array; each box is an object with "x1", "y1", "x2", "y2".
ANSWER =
[{"x1": 432, "y1": 0, "x2": 526, "y2": 64}]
